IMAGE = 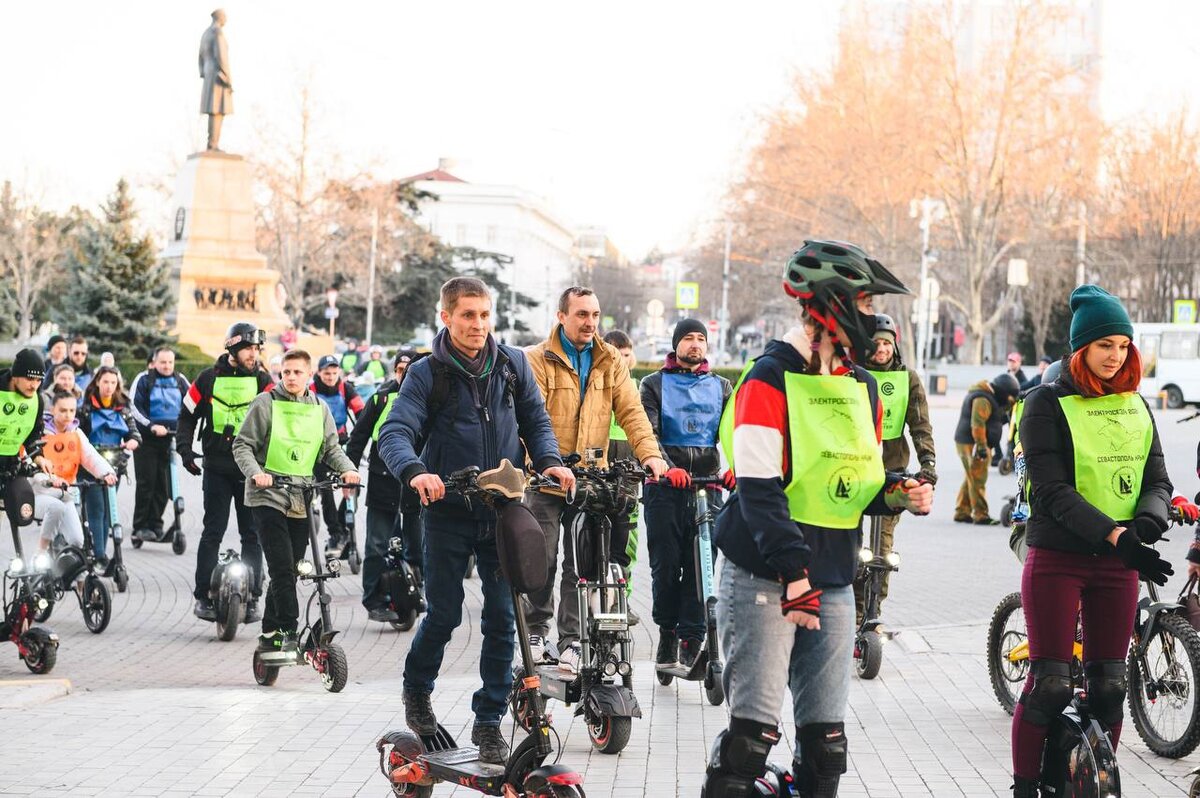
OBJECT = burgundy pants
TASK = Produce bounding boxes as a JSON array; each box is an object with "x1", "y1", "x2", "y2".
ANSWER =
[{"x1": 1011, "y1": 546, "x2": 1139, "y2": 779}]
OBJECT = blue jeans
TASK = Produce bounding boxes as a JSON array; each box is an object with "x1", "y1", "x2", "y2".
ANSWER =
[
  {"x1": 403, "y1": 510, "x2": 515, "y2": 726},
  {"x1": 718, "y1": 558, "x2": 854, "y2": 756},
  {"x1": 81, "y1": 484, "x2": 111, "y2": 560}
]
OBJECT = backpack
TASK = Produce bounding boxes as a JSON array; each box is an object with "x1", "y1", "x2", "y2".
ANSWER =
[{"x1": 418, "y1": 356, "x2": 521, "y2": 448}]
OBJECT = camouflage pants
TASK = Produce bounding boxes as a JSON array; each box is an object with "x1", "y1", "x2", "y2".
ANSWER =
[
  {"x1": 955, "y1": 442, "x2": 991, "y2": 521},
  {"x1": 854, "y1": 512, "x2": 900, "y2": 626}
]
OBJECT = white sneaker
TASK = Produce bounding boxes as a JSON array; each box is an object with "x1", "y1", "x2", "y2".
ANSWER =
[
  {"x1": 558, "y1": 643, "x2": 582, "y2": 675},
  {"x1": 527, "y1": 634, "x2": 547, "y2": 663}
]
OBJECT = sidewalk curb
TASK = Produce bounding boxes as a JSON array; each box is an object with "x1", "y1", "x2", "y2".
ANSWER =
[{"x1": 0, "y1": 677, "x2": 72, "y2": 709}]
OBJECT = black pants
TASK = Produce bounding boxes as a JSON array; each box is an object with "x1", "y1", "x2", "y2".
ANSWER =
[
  {"x1": 194, "y1": 467, "x2": 262, "y2": 600},
  {"x1": 132, "y1": 435, "x2": 171, "y2": 533},
  {"x1": 644, "y1": 483, "x2": 710, "y2": 641},
  {"x1": 315, "y1": 464, "x2": 346, "y2": 543},
  {"x1": 254, "y1": 505, "x2": 312, "y2": 634}
]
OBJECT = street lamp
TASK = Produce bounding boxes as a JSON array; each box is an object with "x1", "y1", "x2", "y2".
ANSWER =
[{"x1": 909, "y1": 197, "x2": 946, "y2": 374}]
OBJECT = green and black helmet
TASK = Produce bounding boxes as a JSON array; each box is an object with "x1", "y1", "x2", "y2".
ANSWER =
[{"x1": 782, "y1": 240, "x2": 909, "y2": 360}]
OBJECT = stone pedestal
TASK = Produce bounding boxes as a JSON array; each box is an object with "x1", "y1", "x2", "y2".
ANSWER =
[{"x1": 161, "y1": 151, "x2": 295, "y2": 357}]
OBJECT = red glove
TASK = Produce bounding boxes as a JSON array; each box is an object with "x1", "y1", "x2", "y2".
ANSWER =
[
  {"x1": 781, "y1": 586, "x2": 823, "y2": 618},
  {"x1": 664, "y1": 467, "x2": 692, "y2": 489},
  {"x1": 722, "y1": 469, "x2": 736, "y2": 491},
  {"x1": 1172, "y1": 495, "x2": 1200, "y2": 524}
]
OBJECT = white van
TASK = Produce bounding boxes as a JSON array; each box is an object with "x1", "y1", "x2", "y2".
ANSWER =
[{"x1": 1132, "y1": 323, "x2": 1200, "y2": 408}]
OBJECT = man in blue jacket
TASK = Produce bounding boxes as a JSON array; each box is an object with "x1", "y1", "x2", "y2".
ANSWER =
[
  {"x1": 377, "y1": 276, "x2": 575, "y2": 766},
  {"x1": 129, "y1": 347, "x2": 191, "y2": 542}
]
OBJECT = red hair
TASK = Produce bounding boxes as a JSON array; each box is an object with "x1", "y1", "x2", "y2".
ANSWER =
[{"x1": 1069, "y1": 342, "x2": 1142, "y2": 397}]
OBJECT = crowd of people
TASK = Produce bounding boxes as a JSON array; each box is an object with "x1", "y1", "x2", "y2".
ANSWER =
[{"x1": 1, "y1": 238, "x2": 1198, "y2": 797}]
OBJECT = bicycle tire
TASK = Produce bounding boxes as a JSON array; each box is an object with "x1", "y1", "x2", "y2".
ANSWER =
[
  {"x1": 1128, "y1": 612, "x2": 1200, "y2": 759},
  {"x1": 987, "y1": 591, "x2": 1027, "y2": 715}
]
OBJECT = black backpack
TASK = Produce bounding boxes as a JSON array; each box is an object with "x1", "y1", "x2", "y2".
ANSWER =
[{"x1": 418, "y1": 357, "x2": 520, "y2": 449}]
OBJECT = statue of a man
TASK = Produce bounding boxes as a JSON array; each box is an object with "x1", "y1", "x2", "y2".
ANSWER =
[{"x1": 199, "y1": 9, "x2": 232, "y2": 151}]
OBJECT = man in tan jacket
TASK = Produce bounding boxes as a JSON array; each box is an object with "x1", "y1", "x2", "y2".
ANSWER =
[{"x1": 524, "y1": 287, "x2": 668, "y2": 672}]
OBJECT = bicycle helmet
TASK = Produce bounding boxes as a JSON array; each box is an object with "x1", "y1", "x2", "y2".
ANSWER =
[
  {"x1": 873, "y1": 313, "x2": 899, "y2": 344},
  {"x1": 782, "y1": 240, "x2": 910, "y2": 359},
  {"x1": 1042, "y1": 359, "x2": 1063, "y2": 385},
  {"x1": 990, "y1": 373, "x2": 1021, "y2": 406},
  {"x1": 224, "y1": 322, "x2": 265, "y2": 354}
]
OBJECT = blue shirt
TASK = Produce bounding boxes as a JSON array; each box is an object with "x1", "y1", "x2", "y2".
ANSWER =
[{"x1": 558, "y1": 327, "x2": 593, "y2": 395}]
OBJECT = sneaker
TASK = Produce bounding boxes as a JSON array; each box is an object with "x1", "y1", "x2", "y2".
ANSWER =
[
  {"x1": 679, "y1": 638, "x2": 703, "y2": 670},
  {"x1": 527, "y1": 634, "x2": 547, "y2": 662},
  {"x1": 243, "y1": 598, "x2": 261, "y2": 624},
  {"x1": 557, "y1": 642, "x2": 583, "y2": 674},
  {"x1": 403, "y1": 690, "x2": 438, "y2": 735},
  {"x1": 627, "y1": 607, "x2": 641, "y2": 626},
  {"x1": 194, "y1": 598, "x2": 217, "y2": 621},
  {"x1": 256, "y1": 630, "x2": 281, "y2": 652},
  {"x1": 655, "y1": 629, "x2": 678, "y2": 670},
  {"x1": 368, "y1": 606, "x2": 400, "y2": 623},
  {"x1": 471, "y1": 724, "x2": 510, "y2": 765},
  {"x1": 974, "y1": 517, "x2": 1002, "y2": 526}
]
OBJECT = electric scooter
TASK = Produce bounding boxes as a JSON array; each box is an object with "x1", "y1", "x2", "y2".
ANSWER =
[
  {"x1": 323, "y1": 488, "x2": 361, "y2": 574},
  {"x1": 852, "y1": 515, "x2": 900, "y2": 680},
  {"x1": 130, "y1": 435, "x2": 186, "y2": 556},
  {"x1": 512, "y1": 451, "x2": 642, "y2": 754},
  {"x1": 209, "y1": 548, "x2": 254, "y2": 641},
  {"x1": 0, "y1": 455, "x2": 59, "y2": 673},
  {"x1": 380, "y1": 533, "x2": 425, "y2": 632},
  {"x1": 35, "y1": 480, "x2": 113, "y2": 634},
  {"x1": 378, "y1": 459, "x2": 586, "y2": 797},
  {"x1": 652, "y1": 475, "x2": 725, "y2": 707},
  {"x1": 251, "y1": 477, "x2": 353, "y2": 693}
]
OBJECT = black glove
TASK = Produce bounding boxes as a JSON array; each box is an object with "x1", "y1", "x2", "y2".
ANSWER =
[
  {"x1": 181, "y1": 456, "x2": 202, "y2": 477},
  {"x1": 1131, "y1": 515, "x2": 1167, "y2": 545},
  {"x1": 972, "y1": 444, "x2": 989, "y2": 461},
  {"x1": 917, "y1": 463, "x2": 938, "y2": 486},
  {"x1": 1114, "y1": 528, "x2": 1173, "y2": 586}
]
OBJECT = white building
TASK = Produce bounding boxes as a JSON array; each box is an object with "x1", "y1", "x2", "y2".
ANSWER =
[{"x1": 403, "y1": 164, "x2": 577, "y2": 342}]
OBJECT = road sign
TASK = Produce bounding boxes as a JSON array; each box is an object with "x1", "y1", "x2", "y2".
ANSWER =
[
  {"x1": 676, "y1": 282, "x2": 699, "y2": 310},
  {"x1": 324, "y1": 306, "x2": 339, "y2": 320},
  {"x1": 647, "y1": 299, "x2": 665, "y2": 318},
  {"x1": 1174, "y1": 299, "x2": 1197, "y2": 324},
  {"x1": 707, "y1": 319, "x2": 719, "y2": 333}
]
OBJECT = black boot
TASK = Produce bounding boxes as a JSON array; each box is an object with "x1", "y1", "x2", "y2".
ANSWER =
[
  {"x1": 471, "y1": 724, "x2": 510, "y2": 765},
  {"x1": 1011, "y1": 776, "x2": 1039, "y2": 798},
  {"x1": 403, "y1": 689, "x2": 438, "y2": 735}
]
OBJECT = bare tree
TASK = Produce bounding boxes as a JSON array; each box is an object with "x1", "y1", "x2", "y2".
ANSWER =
[{"x1": 0, "y1": 182, "x2": 73, "y2": 341}]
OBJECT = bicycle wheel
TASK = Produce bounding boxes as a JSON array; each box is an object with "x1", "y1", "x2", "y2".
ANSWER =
[
  {"x1": 987, "y1": 591, "x2": 1028, "y2": 715},
  {"x1": 1128, "y1": 612, "x2": 1200, "y2": 759}
]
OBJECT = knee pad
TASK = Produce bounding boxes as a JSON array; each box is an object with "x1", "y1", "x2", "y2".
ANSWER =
[
  {"x1": 1084, "y1": 659, "x2": 1126, "y2": 728},
  {"x1": 1018, "y1": 659, "x2": 1073, "y2": 726},
  {"x1": 702, "y1": 717, "x2": 781, "y2": 798},
  {"x1": 794, "y1": 723, "x2": 847, "y2": 798}
]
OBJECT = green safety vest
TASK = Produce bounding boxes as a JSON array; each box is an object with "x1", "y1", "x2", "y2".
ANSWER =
[
  {"x1": 1058, "y1": 392, "x2": 1153, "y2": 520},
  {"x1": 868, "y1": 369, "x2": 909, "y2": 441},
  {"x1": 341, "y1": 353, "x2": 359, "y2": 372},
  {"x1": 782, "y1": 373, "x2": 886, "y2": 529},
  {"x1": 365, "y1": 360, "x2": 387, "y2": 381},
  {"x1": 608, "y1": 377, "x2": 640, "y2": 443},
  {"x1": 372, "y1": 391, "x2": 397, "y2": 441},
  {"x1": 264, "y1": 400, "x2": 325, "y2": 477},
  {"x1": 718, "y1": 359, "x2": 755, "y2": 466},
  {"x1": 211, "y1": 376, "x2": 260, "y2": 436},
  {"x1": 0, "y1": 390, "x2": 38, "y2": 456},
  {"x1": 1011, "y1": 399, "x2": 1025, "y2": 451}
]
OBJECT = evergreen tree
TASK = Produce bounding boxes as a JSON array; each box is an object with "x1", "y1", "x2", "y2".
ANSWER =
[{"x1": 56, "y1": 180, "x2": 176, "y2": 361}]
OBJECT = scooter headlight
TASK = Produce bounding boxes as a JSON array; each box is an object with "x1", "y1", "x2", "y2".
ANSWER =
[
  {"x1": 227, "y1": 562, "x2": 247, "y2": 578},
  {"x1": 32, "y1": 552, "x2": 52, "y2": 572},
  {"x1": 858, "y1": 547, "x2": 873, "y2": 564},
  {"x1": 36, "y1": 597, "x2": 48, "y2": 610},
  {"x1": 616, "y1": 661, "x2": 632, "y2": 677},
  {"x1": 603, "y1": 661, "x2": 618, "y2": 677},
  {"x1": 885, "y1": 552, "x2": 901, "y2": 569},
  {"x1": 8, "y1": 557, "x2": 24, "y2": 574},
  {"x1": 296, "y1": 559, "x2": 314, "y2": 576}
]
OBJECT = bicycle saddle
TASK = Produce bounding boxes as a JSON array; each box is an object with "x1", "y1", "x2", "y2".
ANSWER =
[{"x1": 477, "y1": 459, "x2": 527, "y2": 500}]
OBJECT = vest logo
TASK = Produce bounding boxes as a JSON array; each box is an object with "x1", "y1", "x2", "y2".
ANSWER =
[
  {"x1": 16, "y1": 403, "x2": 27, "y2": 416},
  {"x1": 880, "y1": 381, "x2": 895, "y2": 396},
  {"x1": 2, "y1": 403, "x2": 13, "y2": 415},
  {"x1": 827, "y1": 466, "x2": 860, "y2": 504},
  {"x1": 53, "y1": 442, "x2": 65, "y2": 453},
  {"x1": 1098, "y1": 417, "x2": 1137, "y2": 452},
  {"x1": 288, "y1": 447, "x2": 302, "y2": 463},
  {"x1": 684, "y1": 416, "x2": 702, "y2": 434},
  {"x1": 1112, "y1": 466, "x2": 1136, "y2": 499}
]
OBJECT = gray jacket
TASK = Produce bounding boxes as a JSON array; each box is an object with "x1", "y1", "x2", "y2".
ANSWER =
[{"x1": 232, "y1": 385, "x2": 355, "y2": 518}]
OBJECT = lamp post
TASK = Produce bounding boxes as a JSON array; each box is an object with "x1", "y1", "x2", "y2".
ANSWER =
[
  {"x1": 910, "y1": 197, "x2": 946, "y2": 374},
  {"x1": 325, "y1": 288, "x2": 339, "y2": 340}
]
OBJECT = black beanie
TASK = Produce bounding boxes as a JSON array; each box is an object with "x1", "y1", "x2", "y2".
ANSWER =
[
  {"x1": 12, "y1": 348, "x2": 45, "y2": 380},
  {"x1": 672, "y1": 318, "x2": 708, "y2": 351}
]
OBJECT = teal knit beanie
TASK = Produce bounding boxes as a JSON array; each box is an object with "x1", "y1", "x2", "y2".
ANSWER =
[{"x1": 1069, "y1": 285, "x2": 1133, "y2": 352}]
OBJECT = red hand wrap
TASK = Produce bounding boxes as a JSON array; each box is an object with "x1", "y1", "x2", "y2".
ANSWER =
[{"x1": 781, "y1": 587, "x2": 823, "y2": 618}]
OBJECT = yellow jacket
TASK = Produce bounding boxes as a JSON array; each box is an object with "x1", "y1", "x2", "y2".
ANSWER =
[{"x1": 526, "y1": 326, "x2": 659, "y2": 467}]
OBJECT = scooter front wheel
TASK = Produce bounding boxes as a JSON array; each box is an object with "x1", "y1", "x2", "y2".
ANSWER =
[
  {"x1": 704, "y1": 662, "x2": 725, "y2": 706},
  {"x1": 389, "y1": 609, "x2": 417, "y2": 633},
  {"x1": 588, "y1": 713, "x2": 631, "y2": 754},
  {"x1": 855, "y1": 632, "x2": 883, "y2": 680},
  {"x1": 318, "y1": 643, "x2": 349, "y2": 693},
  {"x1": 172, "y1": 530, "x2": 187, "y2": 556},
  {"x1": 82, "y1": 574, "x2": 111, "y2": 634},
  {"x1": 113, "y1": 563, "x2": 129, "y2": 593},
  {"x1": 33, "y1": 595, "x2": 54, "y2": 623},
  {"x1": 20, "y1": 628, "x2": 57, "y2": 674},
  {"x1": 216, "y1": 595, "x2": 242, "y2": 642},
  {"x1": 348, "y1": 548, "x2": 361, "y2": 575},
  {"x1": 252, "y1": 649, "x2": 280, "y2": 686},
  {"x1": 656, "y1": 671, "x2": 673, "y2": 686}
]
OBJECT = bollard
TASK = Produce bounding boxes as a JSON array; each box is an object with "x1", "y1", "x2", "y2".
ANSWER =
[{"x1": 928, "y1": 374, "x2": 948, "y2": 396}]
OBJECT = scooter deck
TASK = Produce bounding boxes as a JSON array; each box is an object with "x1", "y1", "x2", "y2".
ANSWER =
[
  {"x1": 422, "y1": 746, "x2": 506, "y2": 790},
  {"x1": 657, "y1": 652, "x2": 708, "y2": 681},
  {"x1": 533, "y1": 663, "x2": 582, "y2": 704},
  {"x1": 257, "y1": 649, "x2": 304, "y2": 665}
]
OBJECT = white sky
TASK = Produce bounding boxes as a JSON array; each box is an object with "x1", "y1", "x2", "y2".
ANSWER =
[{"x1": 2, "y1": 1, "x2": 1198, "y2": 260}]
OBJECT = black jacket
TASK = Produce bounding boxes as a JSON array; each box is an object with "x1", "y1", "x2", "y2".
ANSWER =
[
  {"x1": 346, "y1": 378, "x2": 403, "y2": 510},
  {"x1": 1020, "y1": 367, "x2": 1172, "y2": 555},
  {"x1": 177, "y1": 355, "x2": 273, "y2": 474},
  {"x1": 639, "y1": 358, "x2": 732, "y2": 478}
]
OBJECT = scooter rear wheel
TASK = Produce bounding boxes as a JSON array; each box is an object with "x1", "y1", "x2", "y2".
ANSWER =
[
  {"x1": 33, "y1": 596, "x2": 54, "y2": 623},
  {"x1": 508, "y1": 667, "x2": 537, "y2": 732},
  {"x1": 21, "y1": 628, "x2": 57, "y2": 674},
  {"x1": 252, "y1": 649, "x2": 280, "y2": 686},
  {"x1": 389, "y1": 609, "x2": 417, "y2": 633},
  {"x1": 855, "y1": 633, "x2": 883, "y2": 680},
  {"x1": 319, "y1": 643, "x2": 349, "y2": 693},
  {"x1": 172, "y1": 530, "x2": 187, "y2": 556},
  {"x1": 82, "y1": 575, "x2": 111, "y2": 634},
  {"x1": 656, "y1": 671, "x2": 673, "y2": 686},
  {"x1": 216, "y1": 595, "x2": 242, "y2": 642}
]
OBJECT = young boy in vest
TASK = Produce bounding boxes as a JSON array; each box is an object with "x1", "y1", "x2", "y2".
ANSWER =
[
  {"x1": 34, "y1": 391, "x2": 116, "y2": 554},
  {"x1": 232, "y1": 350, "x2": 360, "y2": 652}
]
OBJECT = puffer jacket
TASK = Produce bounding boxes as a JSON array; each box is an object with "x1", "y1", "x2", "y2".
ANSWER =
[{"x1": 526, "y1": 326, "x2": 659, "y2": 467}]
